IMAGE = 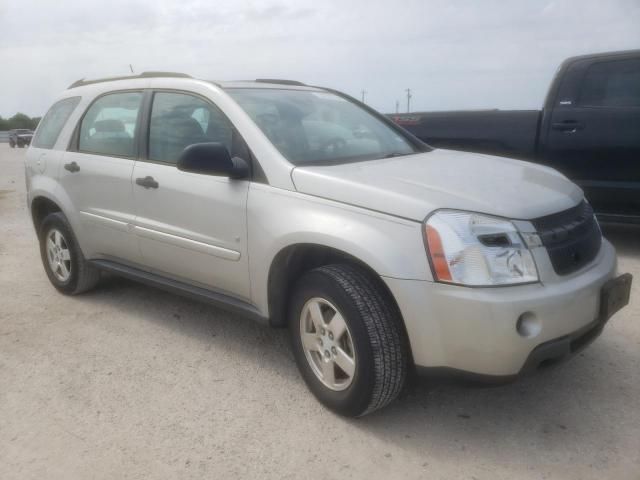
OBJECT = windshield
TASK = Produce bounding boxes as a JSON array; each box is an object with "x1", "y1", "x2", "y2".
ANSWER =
[{"x1": 227, "y1": 88, "x2": 420, "y2": 165}]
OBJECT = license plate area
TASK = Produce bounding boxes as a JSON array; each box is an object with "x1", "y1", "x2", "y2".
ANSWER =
[{"x1": 600, "y1": 273, "x2": 632, "y2": 322}]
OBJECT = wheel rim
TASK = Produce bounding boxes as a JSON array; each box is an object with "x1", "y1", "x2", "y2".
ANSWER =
[
  {"x1": 46, "y1": 229, "x2": 71, "y2": 282},
  {"x1": 299, "y1": 297, "x2": 356, "y2": 391}
]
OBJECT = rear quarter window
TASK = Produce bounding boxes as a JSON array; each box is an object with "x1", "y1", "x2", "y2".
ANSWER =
[{"x1": 32, "y1": 97, "x2": 81, "y2": 149}]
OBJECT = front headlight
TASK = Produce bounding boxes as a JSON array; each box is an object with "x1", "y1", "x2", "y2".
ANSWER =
[{"x1": 424, "y1": 210, "x2": 539, "y2": 286}]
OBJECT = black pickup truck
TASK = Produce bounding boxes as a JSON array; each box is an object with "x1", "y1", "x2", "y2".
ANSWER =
[{"x1": 390, "y1": 50, "x2": 640, "y2": 224}]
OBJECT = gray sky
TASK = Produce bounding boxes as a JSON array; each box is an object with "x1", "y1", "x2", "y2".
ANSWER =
[{"x1": 1, "y1": 0, "x2": 639, "y2": 117}]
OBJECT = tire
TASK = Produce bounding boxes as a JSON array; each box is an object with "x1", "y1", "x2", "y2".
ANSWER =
[
  {"x1": 38, "y1": 212, "x2": 100, "y2": 295},
  {"x1": 9, "y1": 141, "x2": 15, "y2": 148},
  {"x1": 289, "y1": 264, "x2": 408, "y2": 417}
]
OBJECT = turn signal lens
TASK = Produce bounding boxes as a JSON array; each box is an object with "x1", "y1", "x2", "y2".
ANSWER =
[{"x1": 425, "y1": 225, "x2": 452, "y2": 282}]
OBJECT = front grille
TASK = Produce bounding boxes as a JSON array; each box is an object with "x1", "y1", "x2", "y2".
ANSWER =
[{"x1": 531, "y1": 200, "x2": 601, "y2": 276}]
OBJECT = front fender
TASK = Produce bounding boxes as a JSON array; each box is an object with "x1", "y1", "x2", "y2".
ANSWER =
[{"x1": 247, "y1": 184, "x2": 431, "y2": 316}]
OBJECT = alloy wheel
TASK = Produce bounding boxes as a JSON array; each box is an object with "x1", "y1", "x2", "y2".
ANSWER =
[{"x1": 299, "y1": 297, "x2": 356, "y2": 391}]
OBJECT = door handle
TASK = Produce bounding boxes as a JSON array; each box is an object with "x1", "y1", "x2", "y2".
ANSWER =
[
  {"x1": 64, "y1": 161, "x2": 80, "y2": 173},
  {"x1": 551, "y1": 121, "x2": 584, "y2": 133},
  {"x1": 135, "y1": 176, "x2": 159, "y2": 189}
]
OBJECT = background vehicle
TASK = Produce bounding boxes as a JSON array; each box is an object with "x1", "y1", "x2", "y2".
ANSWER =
[
  {"x1": 390, "y1": 50, "x2": 640, "y2": 224},
  {"x1": 25, "y1": 74, "x2": 631, "y2": 417},
  {"x1": 9, "y1": 128, "x2": 34, "y2": 148}
]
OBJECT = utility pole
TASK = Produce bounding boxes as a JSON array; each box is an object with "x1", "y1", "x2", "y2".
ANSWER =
[
  {"x1": 129, "y1": 64, "x2": 134, "y2": 74},
  {"x1": 395, "y1": 100, "x2": 400, "y2": 114},
  {"x1": 405, "y1": 88, "x2": 412, "y2": 113},
  {"x1": 361, "y1": 89, "x2": 367, "y2": 104}
]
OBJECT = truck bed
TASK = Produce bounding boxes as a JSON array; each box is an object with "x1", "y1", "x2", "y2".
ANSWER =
[{"x1": 389, "y1": 110, "x2": 541, "y2": 161}]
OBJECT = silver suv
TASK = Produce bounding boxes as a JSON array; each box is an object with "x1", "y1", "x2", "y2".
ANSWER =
[{"x1": 26, "y1": 72, "x2": 632, "y2": 416}]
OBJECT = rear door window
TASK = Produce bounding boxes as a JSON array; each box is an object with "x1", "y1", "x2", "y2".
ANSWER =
[
  {"x1": 79, "y1": 92, "x2": 143, "y2": 157},
  {"x1": 579, "y1": 58, "x2": 640, "y2": 107},
  {"x1": 32, "y1": 97, "x2": 81, "y2": 149}
]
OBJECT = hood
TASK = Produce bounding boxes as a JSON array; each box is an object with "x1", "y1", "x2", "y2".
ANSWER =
[{"x1": 291, "y1": 149, "x2": 583, "y2": 222}]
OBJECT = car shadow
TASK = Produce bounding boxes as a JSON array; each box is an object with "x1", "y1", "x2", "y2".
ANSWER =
[
  {"x1": 345, "y1": 339, "x2": 635, "y2": 461},
  {"x1": 80, "y1": 273, "x2": 300, "y2": 380}
]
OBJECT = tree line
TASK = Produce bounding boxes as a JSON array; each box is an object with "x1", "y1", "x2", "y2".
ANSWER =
[{"x1": 0, "y1": 113, "x2": 41, "y2": 131}]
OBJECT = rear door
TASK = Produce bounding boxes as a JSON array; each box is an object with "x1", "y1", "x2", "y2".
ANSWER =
[
  {"x1": 131, "y1": 90, "x2": 251, "y2": 299},
  {"x1": 543, "y1": 55, "x2": 640, "y2": 217},
  {"x1": 61, "y1": 91, "x2": 143, "y2": 263}
]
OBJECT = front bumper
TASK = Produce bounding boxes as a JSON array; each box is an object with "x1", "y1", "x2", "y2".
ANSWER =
[{"x1": 383, "y1": 239, "x2": 627, "y2": 377}]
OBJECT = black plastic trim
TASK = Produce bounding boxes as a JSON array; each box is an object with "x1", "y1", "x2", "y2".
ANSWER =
[
  {"x1": 68, "y1": 72, "x2": 192, "y2": 89},
  {"x1": 90, "y1": 260, "x2": 268, "y2": 324}
]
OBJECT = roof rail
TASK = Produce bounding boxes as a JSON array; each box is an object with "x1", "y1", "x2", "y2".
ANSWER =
[
  {"x1": 254, "y1": 78, "x2": 306, "y2": 86},
  {"x1": 68, "y1": 71, "x2": 192, "y2": 89}
]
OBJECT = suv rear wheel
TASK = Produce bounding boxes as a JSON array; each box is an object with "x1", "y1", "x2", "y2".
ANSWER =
[
  {"x1": 38, "y1": 212, "x2": 100, "y2": 295},
  {"x1": 289, "y1": 264, "x2": 408, "y2": 417}
]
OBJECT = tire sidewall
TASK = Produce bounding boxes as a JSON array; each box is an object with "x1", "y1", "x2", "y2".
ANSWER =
[
  {"x1": 289, "y1": 269, "x2": 376, "y2": 417},
  {"x1": 39, "y1": 213, "x2": 83, "y2": 294}
]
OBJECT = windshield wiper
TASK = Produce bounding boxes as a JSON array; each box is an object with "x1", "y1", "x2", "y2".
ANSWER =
[{"x1": 383, "y1": 152, "x2": 412, "y2": 159}]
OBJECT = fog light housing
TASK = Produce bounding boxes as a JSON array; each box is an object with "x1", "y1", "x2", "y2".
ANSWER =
[{"x1": 517, "y1": 312, "x2": 541, "y2": 338}]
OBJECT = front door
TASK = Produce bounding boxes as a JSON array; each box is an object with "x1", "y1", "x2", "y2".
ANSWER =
[{"x1": 132, "y1": 91, "x2": 251, "y2": 299}]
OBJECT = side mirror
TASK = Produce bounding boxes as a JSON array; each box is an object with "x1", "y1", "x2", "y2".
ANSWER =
[{"x1": 177, "y1": 143, "x2": 249, "y2": 179}]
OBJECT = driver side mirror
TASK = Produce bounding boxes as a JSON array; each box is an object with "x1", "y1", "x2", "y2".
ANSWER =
[{"x1": 177, "y1": 142, "x2": 249, "y2": 179}]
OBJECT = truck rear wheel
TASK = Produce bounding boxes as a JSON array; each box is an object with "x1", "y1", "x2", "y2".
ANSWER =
[{"x1": 289, "y1": 264, "x2": 408, "y2": 417}]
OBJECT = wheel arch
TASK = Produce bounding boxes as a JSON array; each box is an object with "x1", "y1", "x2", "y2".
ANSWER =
[
  {"x1": 268, "y1": 243, "x2": 405, "y2": 332},
  {"x1": 31, "y1": 195, "x2": 63, "y2": 234}
]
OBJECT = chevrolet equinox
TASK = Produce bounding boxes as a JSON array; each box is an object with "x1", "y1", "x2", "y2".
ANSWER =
[{"x1": 25, "y1": 72, "x2": 632, "y2": 416}]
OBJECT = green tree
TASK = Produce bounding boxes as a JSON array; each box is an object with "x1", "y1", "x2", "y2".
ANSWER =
[{"x1": 8, "y1": 113, "x2": 34, "y2": 129}]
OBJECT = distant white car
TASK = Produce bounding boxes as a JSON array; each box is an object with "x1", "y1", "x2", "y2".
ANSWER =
[{"x1": 25, "y1": 72, "x2": 632, "y2": 416}]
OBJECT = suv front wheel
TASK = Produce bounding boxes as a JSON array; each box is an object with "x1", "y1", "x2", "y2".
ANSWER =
[
  {"x1": 289, "y1": 264, "x2": 408, "y2": 417},
  {"x1": 38, "y1": 212, "x2": 100, "y2": 295}
]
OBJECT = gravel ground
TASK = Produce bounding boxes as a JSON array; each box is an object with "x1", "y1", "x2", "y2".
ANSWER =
[{"x1": 1, "y1": 144, "x2": 639, "y2": 480}]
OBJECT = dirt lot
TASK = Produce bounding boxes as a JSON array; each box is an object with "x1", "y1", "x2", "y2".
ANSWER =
[{"x1": 1, "y1": 143, "x2": 639, "y2": 479}]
